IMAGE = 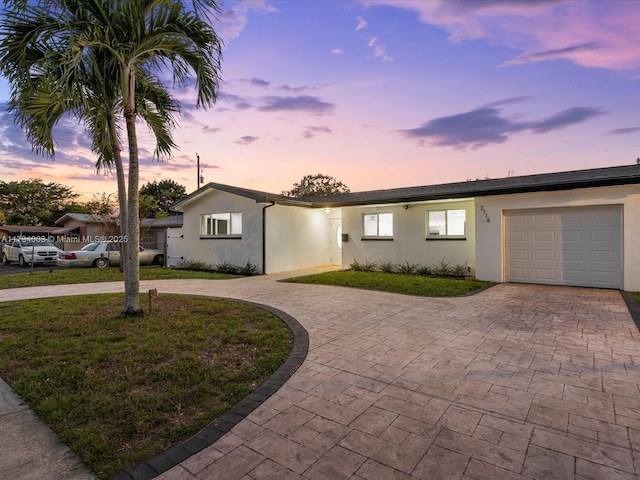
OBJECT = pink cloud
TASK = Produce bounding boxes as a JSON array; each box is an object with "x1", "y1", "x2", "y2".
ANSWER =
[{"x1": 358, "y1": 0, "x2": 640, "y2": 74}]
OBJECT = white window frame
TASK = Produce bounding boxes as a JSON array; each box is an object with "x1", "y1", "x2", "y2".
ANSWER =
[
  {"x1": 426, "y1": 209, "x2": 466, "y2": 239},
  {"x1": 362, "y1": 213, "x2": 393, "y2": 239},
  {"x1": 200, "y1": 212, "x2": 242, "y2": 238}
]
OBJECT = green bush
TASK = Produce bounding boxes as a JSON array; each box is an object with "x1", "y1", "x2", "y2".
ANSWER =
[
  {"x1": 379, "y1": 262, "x2": 395, "y2": 274},
  {"x1": 239, "y1": 261, "x2": 258, "y2": 276},
  {"x1": 416, "y1": 264, "x2": 433, "y2": 276},
  {"x1": 397, "y1": 261, "x2": 419, "y2": 275},
  {"x1": 432, "y1": 258, "x2": 452, "y2": 277},
  {"x1": 350, "y1": 260, "x2": 378, "y2": 272},
  {"x1": 214, "y1": 262, "x2": 239, "y2": 274},
  {"x1": 184, "y1": 259, "x2": 211, "y2": 271},
  {"x1": 451, "y1": 261, "x2": 470, "y2": 278}
]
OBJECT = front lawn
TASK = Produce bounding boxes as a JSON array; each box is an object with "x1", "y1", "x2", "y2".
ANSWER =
[
  {"x1": 284, "y1": 270, "x2": 494, "y2": 296},
  {"x1": 0, "y1": 294, "x2": 292, "y2": 478},
  {"x1": 0, "y1": 265, "x2": 234, "y2": 289}
]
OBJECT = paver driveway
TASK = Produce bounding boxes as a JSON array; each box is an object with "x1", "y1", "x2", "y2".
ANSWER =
[{"x1": 1, "y1": 273, "x2": 640, "y2": 479}]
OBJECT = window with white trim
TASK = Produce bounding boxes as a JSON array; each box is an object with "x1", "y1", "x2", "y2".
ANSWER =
[
  {"x1": 427, "y1": 209, "x2": 466, "y2": 238},
  {"x1": 200, "y1": 212, "x2": 242, "y2": 237},
  {"x1": 362, "y1": 213, "x2": 393, "y2": 238}
]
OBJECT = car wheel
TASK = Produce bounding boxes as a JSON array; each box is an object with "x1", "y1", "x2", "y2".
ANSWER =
[
  {"x1": 94, "y1": 257, "x2": 109, "y2": 269},
  {"x1": 18, "y1": 255, "x2": 28, "y2": 267},
  {"x1": 154, "y1": 254, "x2": 165, "y2": 266}
]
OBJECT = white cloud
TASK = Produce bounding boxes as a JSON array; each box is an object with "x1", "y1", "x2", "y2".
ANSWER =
[
  {"x1": 215, "y1": 0, "x2": 278, "y2": 42},
  {"x1": 355, "y1": 16, "x2": 368, "y2": 31},
  {"x1": 367, "y1": 37, "x2": 393, "y2": 62},
  {"x1": 331, "y1": 48, "x2": 344, "y2": 54}
]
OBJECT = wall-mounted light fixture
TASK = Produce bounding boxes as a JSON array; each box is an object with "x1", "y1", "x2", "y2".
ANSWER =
[
  {"x1": 403, "y1": 205, "x2": 410, "y2": 210},
  {"x1": 324, "y1": 208, "x2": 332, "y2": 213}
]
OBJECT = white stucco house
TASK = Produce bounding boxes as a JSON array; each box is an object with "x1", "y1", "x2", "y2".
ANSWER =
[{"x1": 170, "y1": 164, "x2": 640, "y2": 291}]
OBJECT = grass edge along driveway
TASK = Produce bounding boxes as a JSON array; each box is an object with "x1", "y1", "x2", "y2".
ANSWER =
[
  {"x1": 283, "y1": 269, "x2": 495, "y2": 297},
  {"x1": 0, "y1": 293, "x2": 292, "y2": 479}
]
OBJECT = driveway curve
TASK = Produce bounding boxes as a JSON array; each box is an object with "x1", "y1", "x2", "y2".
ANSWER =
[{"x1": 1, "y1": 273, "x2": 640, "y2": 480}]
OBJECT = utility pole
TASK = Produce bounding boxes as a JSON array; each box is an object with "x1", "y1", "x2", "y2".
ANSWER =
[{"x1": 197, "y1": 153, "x2": 201, "y2": 189}]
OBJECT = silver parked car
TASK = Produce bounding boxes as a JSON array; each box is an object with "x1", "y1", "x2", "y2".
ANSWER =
[{"x1": 57, "y1": 241, "x2": 164, "y2": 268}]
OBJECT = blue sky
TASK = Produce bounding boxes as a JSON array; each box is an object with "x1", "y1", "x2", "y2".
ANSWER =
[{"x1": 1, "y1": 0, "x2": 639, "y2": 199}]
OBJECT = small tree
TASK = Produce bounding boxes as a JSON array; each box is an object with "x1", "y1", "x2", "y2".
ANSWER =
[
  {"x1": 139, "y1": 179, "x2": 187, "y2": 217},
  {"x1": 0, "y1": 179, "x2": 79, "y2": 225},
  {"x1": 282, "y1": 174, "x2": 350, "y2": 197}
]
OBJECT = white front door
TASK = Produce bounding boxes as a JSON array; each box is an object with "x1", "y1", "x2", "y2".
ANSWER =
[{"x1": 330, "y1": 219, "x2": 342, "y2": 266}]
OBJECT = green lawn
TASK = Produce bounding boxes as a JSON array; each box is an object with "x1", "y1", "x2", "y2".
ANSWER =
[
  {"x1": 284, "y1": 270, "x2": 494, "y2": 296},
  {"x1": 0, "y1": 294, "x2": 291, "y2": 478},
  {"x1": 0, "y1": 265, "x2": 234, "y2": 289}
]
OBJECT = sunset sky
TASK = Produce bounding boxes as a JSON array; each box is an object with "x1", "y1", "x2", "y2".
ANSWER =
[{"x1": 1, "y1": 0, "x2": 640, "y2": 200}]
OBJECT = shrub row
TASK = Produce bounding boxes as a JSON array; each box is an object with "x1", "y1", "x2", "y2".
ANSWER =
[
  {"x1": 180, "y1": 259, "x2": 259, "y2": 276},
  {"x1": 350, "y1": 259, "x2": 471, "y2": 278}
]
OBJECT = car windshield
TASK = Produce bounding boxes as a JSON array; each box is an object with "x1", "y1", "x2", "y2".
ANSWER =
[{"x1": 81, "y1": 243, "x2": 100, "y2": 251}]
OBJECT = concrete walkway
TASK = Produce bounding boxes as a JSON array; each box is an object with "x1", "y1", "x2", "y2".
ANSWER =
[{"x1": 1, "y1": 272, "x2": 640, "y2": 479}]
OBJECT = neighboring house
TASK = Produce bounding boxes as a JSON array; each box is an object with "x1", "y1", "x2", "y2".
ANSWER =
[
  {"x1": 54, "y1": 213, "x2": 110, "y2": 246},
  {"x1": 54, "y1": 213, "x2": 183, "y2": 251},
  {"x1": 141, "y1": 215, "x2": 184, "y2": 249},
  {"x1": 170, "y1": 164, "x2": 640, "y2": 291}
]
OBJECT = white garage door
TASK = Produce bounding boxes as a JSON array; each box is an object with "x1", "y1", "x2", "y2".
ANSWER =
[{"x1": 504, "y1": 206, "x2": 622, "y2": 288}]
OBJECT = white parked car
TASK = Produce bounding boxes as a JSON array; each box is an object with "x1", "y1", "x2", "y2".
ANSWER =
[
  {"x1": 57, "y1": 241, "x2": 165, "y2": 268},
  {"x1": 1, "y1": 237, "x2": 62, "y2": 267}
]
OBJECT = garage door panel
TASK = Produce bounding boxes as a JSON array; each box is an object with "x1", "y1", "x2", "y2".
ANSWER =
[
  {"x1": 534, "y1": 268, "x2": 557, "y2": 281},
  {"x1": 508, "y1": 267, "x2": 530, "y2": 280},
  {"x1": 533, "y1": 214, "x2": 555, "y2": 223},
  {"x1": 562, "y1": 270, "x2": 585, "y2": 282},
  {"x1": 505, "y1": 206, "x2": 621, "y2": 288},
  {"x1": 562, "y1": 230, "x2": 584, "y2": 242},
  {"x1": 592, "y1": 251, "x2": 616, "y2": 262},
  {"x1": 534, "y1": 249, "x2": 555, "y2": 261},
  {"x1": 563, "y1": 251, "x2": 584, "y2": 262},
  {"x1": 508, "y1": 249, "x2": 529, "y2": 260},
  {"x1": 534, "y1": 231, "x2": 555, "y2": 242},
  {"x1": 592, "y1": 230, "x2": 617, "y2": 242},
  {"x1": 508, "y1": 231, "x2": 529, "y2": 242}
]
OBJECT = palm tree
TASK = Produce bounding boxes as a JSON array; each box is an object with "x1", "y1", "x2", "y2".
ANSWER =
[
  {"x1": 4, "y1": 46, "x2": 179, "y2": 278},
  {"x1": 1, "y1": 0, "x2": 222, "y2": 315}
]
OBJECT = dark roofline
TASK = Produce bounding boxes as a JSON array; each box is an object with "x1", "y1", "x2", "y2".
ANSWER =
[
  {"x1": 169, "y1": 164, "x2": 640, "y2": 211},
  {"x1": 304, "y1": 164, "x2": 640, "y2": 207},
  {"x1": 0, "y1": 225, "x2": 59, "y2": 233},
  {"x1": 170, "y1": 183, "x2": 314, "y2": 211}
]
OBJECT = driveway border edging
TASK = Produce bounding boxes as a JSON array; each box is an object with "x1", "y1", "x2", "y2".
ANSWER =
[
  {"x1": 620, "y1": 291, "x2": 640, "y2": 331},
  {"x1": 112, "y1": 299, "x2": 308, "y2": 480}
]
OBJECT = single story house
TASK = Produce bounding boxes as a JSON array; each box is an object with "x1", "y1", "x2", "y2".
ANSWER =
[
  {"x1": 54, "y1": 213, "x2": 183, "y2": 250},
  {"x1": 170, "y1": 164, "x2": 640, "y2": 291}
]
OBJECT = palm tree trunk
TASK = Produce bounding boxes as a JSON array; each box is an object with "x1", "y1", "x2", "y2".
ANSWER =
[
  {"x1": 108, "y1": 112, "x2": 129, "y2": 275},
  {"x1": 122, "y1": 79, "x2": 142, "y2": 316}
]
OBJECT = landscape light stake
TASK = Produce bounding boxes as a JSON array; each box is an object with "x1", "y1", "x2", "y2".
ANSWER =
[{"x1": 148, "y1": 288, "x2": 158, "y2": 313}]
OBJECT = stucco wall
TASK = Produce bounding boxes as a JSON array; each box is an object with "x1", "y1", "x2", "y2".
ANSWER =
[
  {"x1": 264, "y1": 205, "x2": 334, "y2": 273},
  {"x1": 475, "y1": 185, "x2": 640, "y2": 290},
  {"x1": 341, "y1": 200, "x2": 476, "y2": 272},
  {"x1": 179, "y1": 190, "x2": 265, "y2": 271}
]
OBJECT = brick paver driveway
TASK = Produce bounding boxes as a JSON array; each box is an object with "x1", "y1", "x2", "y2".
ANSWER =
[{"x1": 2, "y1": 275, "x2": 640, "y2": 479}]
